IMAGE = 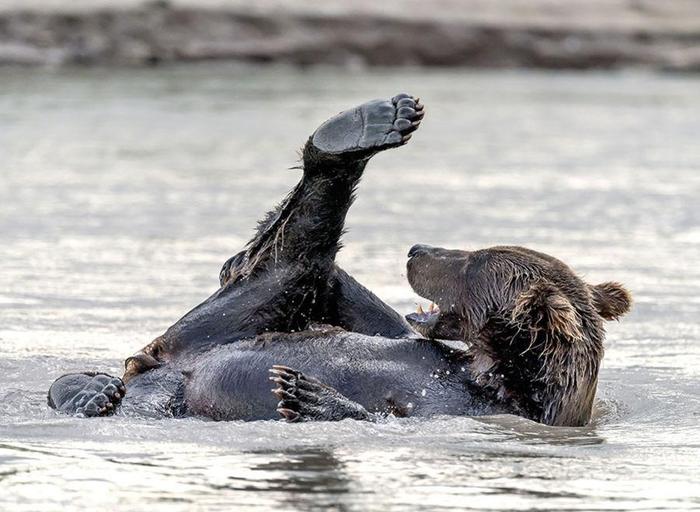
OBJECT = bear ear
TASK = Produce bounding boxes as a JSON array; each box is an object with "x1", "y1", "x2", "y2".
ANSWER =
[
  {"x1": 590, "y1": 282, "x2": 632, "y2": 321},
  {"x1": 512, "y1": 280, "x2": 584, "y2": 341}
]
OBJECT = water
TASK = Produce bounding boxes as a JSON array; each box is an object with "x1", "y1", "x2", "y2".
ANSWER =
[{"x1": 1, "y1": 65, "x2": 699, "y2": 510}]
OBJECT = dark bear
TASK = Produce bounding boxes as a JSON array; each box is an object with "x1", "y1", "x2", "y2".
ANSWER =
[
  {"x1": 170, "y1": 245, "x2": 629, "y2": 426},
  {"x1": 66, "y1": 243, "x2": 629, "y2": 426},
  {"x1": 47, "y1": 94, "x2": 631, "y2": 427}
]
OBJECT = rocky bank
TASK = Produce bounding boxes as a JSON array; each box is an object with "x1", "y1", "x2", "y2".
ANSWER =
[{"x1": 1, "y1": 0, "x2": 699, "y2": 70}]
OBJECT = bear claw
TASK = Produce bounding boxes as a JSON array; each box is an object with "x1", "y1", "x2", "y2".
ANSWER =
[
  {"x1": 269, "y1": 365, "x2": 372, "y2": 422},
  {"x1": 270, "y1": 365, "x2": 322, "y2": 422},
  {"x1": 277, "y1": 408, "x2": 300, "y2": 422}
]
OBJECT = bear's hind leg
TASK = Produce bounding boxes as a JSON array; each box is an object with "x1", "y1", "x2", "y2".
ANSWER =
[
  {"x1": 48, "y1": 372, "x2": 125, "y2": 417},
  {"x1": 229, "y1": 93, "x2": 425, "y2": 280},
  {"x1": 216, "y1": 95, "x2": 425, "y2": 334}
]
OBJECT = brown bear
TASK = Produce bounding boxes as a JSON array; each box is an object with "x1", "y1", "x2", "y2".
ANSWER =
[
  {"x1": 405, "y1": 244, "x2": 632, "y2": 426},
  {"x1": 46, "y1": 93, "x2": 631, "y2": 427},
  {"x1": 48, "y1": 243, "x2": 630, "y2": 427}
]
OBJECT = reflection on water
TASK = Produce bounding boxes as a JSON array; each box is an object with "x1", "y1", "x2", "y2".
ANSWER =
[{"x1": 1, "y1": 65, "x2": 699, "y2": 510}]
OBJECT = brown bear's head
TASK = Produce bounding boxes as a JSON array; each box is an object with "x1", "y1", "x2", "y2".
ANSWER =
[{"x1": 405, "y1": 244, "x2": 631, "y2": 427}]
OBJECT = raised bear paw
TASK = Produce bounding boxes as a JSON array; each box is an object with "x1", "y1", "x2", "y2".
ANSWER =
[{"x1": 310, "y1": 93, "x2": 424, "y2": 158}]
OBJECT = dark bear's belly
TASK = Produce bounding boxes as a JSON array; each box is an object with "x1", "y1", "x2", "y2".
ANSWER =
[{"x1": 174, "y1": 332, "x2": 499, "y2": 421}]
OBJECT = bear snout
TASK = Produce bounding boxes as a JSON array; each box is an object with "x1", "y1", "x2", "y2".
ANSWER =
[{"x1": 407, "y1": 244, "x2": 434, "y2": 259}]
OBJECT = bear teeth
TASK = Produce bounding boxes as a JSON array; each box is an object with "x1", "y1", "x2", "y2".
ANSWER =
[{"x1": 416, "y1": 303, "x2": 440, "y2": 315}]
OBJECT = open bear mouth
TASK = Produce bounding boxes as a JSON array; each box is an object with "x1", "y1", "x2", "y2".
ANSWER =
[{"x1": 405, "y1": 301, "x2": 440, "y2": 327}]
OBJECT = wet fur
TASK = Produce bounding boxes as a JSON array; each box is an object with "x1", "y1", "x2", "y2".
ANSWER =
[
  {"x1": 48, "y1": 95, "x2": 631, "y2": 427},
  {"x1": 130, "y1": 143, "x2": 413, "y2": 374},
  {"x1": 406, "y1": 245, "x2": 631, "y2": 426}
]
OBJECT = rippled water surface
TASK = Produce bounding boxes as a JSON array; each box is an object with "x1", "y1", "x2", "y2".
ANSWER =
[{"x1": 1, "y1": 66, "x2": 699, "y2": 510}]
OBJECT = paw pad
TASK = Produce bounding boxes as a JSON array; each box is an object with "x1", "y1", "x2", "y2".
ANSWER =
[
  {"x1": 73, "y1": 374, "x2": 125, "y2": 418},
  {"x1": 311, "y1": 93, "x2": 425, "y2": 155},
  {"x1": 388, "y1": 93, "x2": 424, "y2": 146}
]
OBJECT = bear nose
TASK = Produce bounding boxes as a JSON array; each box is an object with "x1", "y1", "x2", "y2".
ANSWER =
[{"x1": 408, "y1": 244, "x2": 432, "y2": 258}]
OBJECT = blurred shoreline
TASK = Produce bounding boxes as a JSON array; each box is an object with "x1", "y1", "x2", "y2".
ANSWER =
[{"x1": 1, "y1": 0, "x2": 699, "y2": 70}]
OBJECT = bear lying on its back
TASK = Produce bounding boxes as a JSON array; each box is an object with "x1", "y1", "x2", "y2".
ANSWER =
[
  {"x1": 174, "y1": 243, "x2": 631, "y2": 426},
  {"x1": 49, "y1": 242, "x2": 631, "y2": 426},
  {"x1": 46, "y1": 93, "x2": 631, "y2": 426}
]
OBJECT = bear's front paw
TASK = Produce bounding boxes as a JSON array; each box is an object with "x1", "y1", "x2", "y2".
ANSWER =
[{"x1": 269, "y1": 365, "x2": 371, "y2": 422}]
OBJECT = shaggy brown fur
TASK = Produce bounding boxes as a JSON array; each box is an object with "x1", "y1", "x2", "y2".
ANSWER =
[{"x1": 406, "y1": 244, "x2": 631, "y2": 426}]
